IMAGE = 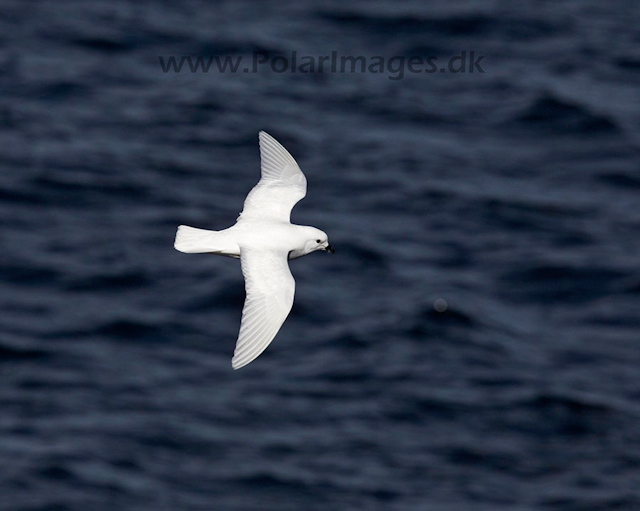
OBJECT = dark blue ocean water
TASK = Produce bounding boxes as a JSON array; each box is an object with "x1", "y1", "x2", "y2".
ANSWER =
[{"x1": 2, "y1": 1, "x2": 640, "y2": 510}]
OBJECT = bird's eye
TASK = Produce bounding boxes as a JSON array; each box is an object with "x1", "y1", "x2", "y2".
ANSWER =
[{"x1": 316, "y1": 239, "x2": 321, "y2": 243}]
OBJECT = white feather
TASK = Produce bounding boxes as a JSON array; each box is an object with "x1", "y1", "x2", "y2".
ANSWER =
[
  {"x1": 231, "y1": 249, "x2": 295, "y2": 369},
  {"x1": 238, "y1": 131, "x2": 307, "y2": 222}
]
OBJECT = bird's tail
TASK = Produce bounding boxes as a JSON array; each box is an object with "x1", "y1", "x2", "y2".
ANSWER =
[{"x1": 174, "y1": 225, "x2": 239, "y2": 257}]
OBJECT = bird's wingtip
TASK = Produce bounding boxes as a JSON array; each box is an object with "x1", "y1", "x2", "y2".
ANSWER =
[
  {"x1": 258, "y1": 130, "x2": 274, "y2": 142},
  {"x1": 231, "y1": 357, "x2": 245, "y2": 370}
]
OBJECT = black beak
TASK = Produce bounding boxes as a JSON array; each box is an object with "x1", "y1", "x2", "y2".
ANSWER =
[{"x1": 326, "y1": 244, "x2": 335, "y2": 254}]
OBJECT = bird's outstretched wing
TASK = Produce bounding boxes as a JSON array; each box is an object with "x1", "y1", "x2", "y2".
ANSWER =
[
  {"x1": 238, "y1": 131, "x2": 307, "y2": 223},
  {"x1": 232, "y1": 249, "x2": 295, "y2": 369}
]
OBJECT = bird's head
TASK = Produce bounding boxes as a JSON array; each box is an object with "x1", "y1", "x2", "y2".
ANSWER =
[
  {"x1": 310, "y1": 229, "x2": 334, "y2": 254},
  {"x1": 293, "y1": 228, "x2": 334, "y2": 258}
]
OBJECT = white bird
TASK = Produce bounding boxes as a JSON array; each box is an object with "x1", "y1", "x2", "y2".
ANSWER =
[{"x1": 174, "y1": 131, "x2": 334, "y2": 369}]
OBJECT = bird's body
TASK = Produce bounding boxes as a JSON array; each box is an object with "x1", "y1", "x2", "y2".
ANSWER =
[
  {"x1": 177, "y1": 221, "x2": 325, "y2": 258},
  {"x1": 174, "y1": 131, "x2": 333, "y2": 369}
]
